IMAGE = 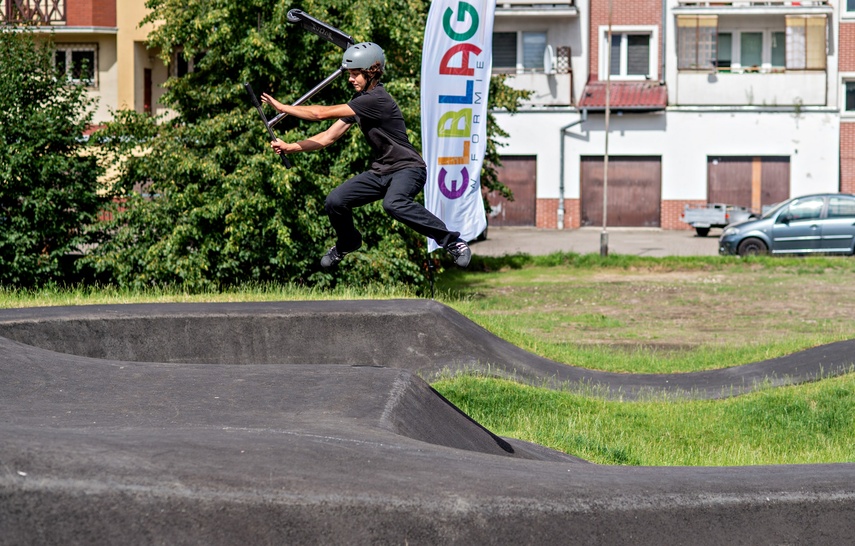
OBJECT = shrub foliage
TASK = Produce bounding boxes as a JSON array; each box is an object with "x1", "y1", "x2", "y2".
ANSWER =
[
  {"x1": 82, "y1": 0, "x2": 528, "y2": 291},
  {"x1": 0, "y1": 30, "x2": 108, "y2": 287}
]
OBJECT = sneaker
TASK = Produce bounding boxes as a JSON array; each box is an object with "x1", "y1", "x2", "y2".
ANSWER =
[
  {"x1": 320, "y1": 246, "x2": 348, "y2": 269},
  {"x1": 444, "y1": 237, "x2": 471, "y2": 268}
]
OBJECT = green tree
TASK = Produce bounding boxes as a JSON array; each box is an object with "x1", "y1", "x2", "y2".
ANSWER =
[
  {"x1": 86, "y1": 0, "x2": 527, "y2": 291},
  {"x1": 0, "y1": 30, "x2": 108, "y2": 287}
]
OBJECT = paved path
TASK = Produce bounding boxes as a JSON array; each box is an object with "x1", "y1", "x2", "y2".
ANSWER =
[
  {"x1": 472, "y1": 226, "x2": 720, "y2": 257},
  {"x1": 2, "y1": 300, "x2": 854, "y2": 545}
]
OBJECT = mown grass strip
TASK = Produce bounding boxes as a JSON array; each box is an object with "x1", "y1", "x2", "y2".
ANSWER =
[
  {"x1": 433, "y1": 373, "x2": 855, "y2": 466},
  {"x1": 437, "y1": 253, "x2": 855, "y2": 374},
  {"x1": 0, "y1": 282, "x2": 420, "y2": 308}
]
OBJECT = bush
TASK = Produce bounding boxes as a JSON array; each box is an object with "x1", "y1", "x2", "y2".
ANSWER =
[
  {"x1": 83, "y1": 0, "x2": 527, "y2": 292},
  {"x1": 0, "y1": 30, "x2": 108, "y2": 287}
]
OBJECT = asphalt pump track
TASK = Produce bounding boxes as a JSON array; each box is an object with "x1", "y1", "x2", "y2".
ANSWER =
[{"x1": 1, "y1": 300, "x2": 854, "y2": 544}]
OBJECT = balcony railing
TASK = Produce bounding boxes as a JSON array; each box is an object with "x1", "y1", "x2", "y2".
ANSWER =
[
  {"x1": 497, "y1": 0, "x2": 575, "y2": 9},
  {"x1": 1, "y1": 0, "x2": 65, "y2": 25},
  {"x1": 677, "y1": 1, "x2": 829, "y2": 7}
]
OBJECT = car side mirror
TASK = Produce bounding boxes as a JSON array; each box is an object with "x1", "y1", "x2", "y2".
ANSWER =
[{"x1": 777, "y1": 213, "x2": 791, "y2": 225}]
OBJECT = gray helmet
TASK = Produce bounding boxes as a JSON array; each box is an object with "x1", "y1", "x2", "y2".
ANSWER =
[{"x1": 341, "y1": 42, "x2": 385, "y2": 72}]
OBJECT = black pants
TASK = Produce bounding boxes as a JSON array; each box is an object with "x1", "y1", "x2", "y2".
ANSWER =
[{"x1": 325, "y1": 167, "x2": 459, "y2": 252}]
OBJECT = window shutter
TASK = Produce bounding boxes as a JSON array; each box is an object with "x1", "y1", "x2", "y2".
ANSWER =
[{"x1": 492, "y1": 32, "x2": 517, "y2": 70}]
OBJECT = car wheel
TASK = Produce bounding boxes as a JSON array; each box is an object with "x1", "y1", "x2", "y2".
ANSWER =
[
  {"x1": 695, "y1": 227, "x2": 710, "y2": 237},
  {"x1": 737, "y1": 237, "x2": 768, "y2": 256}
]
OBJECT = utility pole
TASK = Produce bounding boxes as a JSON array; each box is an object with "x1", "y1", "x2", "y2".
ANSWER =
[{"x1": 601, "y1": 0, "x2": 612, "y2": 257}]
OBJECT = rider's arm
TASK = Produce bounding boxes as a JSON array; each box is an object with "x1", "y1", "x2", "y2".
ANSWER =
[
  {"x1": 260, "y1": 93, "x2": 356, "y2": 121},
  {"x1": 271, "y1": 119, "x2": 353, "y2": 155}
]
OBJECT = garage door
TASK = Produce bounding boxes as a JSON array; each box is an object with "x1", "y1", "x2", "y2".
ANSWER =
[
  {"x1": 486, "y1": 156, "x2": 536, "y2": 226},
  {"x1": 580, "y1": 156, "x2": 662, "y2": 227},
  {"x1": 707, "y1": 156, "x2": 789, "y2": 211}
]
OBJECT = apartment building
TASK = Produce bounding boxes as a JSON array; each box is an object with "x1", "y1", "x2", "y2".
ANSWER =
[
  {"x1": 1, "y1": 0, "x2": 167, "y2": 123},
  {"x1": 841, "y1": 1, "x2": 855, "y2": 192},
  {"x1": 491, "y1": 0, "x2": 847, "y2": 230},
  {"x1": 5, "y1": 0, "x2": 849, "y2": 231}
]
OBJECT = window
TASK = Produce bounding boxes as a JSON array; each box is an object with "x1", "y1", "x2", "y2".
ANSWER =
[
  {"x1": 786, "y1": 15, "x2": 826, "y2": 70},
  {"x1": 717, "y1": 33, "x2": 732, "y2": 70},
  {"x1": 609, "y1": 33, "x2": 650, "y2": 76},
  {"x1": 493, "y1": 32, "x2": 517, "y2": 71},
  {"x1": 677, "y1": 15, "x2": 717, "y2": 70},
  {"x1": 601, "y1": 27, "x2": 656, "y2": 79},
  {"x1": 771, "y1": 32, "x2": 786, "y2": 69},
  {"x1": 678, "y1": 15, "x2": 826, "y2": 73},
  {"x1": 522, "y1": 32, "x2": 547, "y2": 70},
  {"x1": 490, "y1": 31, "x2": 548, "y2": 73},
  {"x1": 54, "y1": 44, "x2": 98, "y2": 87},
  {"x1": 848, "y1": 0, "x2": 855, "y2": 12},
  {"x1": 625, "y1": 35, "x2": 650, "y2": 75},
  {"x1": 740, "y1": 32, "x2": 763, "y2": 71},
  {"x1": 827, "y1": 196, "x2": 855, "y2": 219},
  {"x1": 173, "y1": 49, "x2": 205, "y2": 77},
  {"x1": 780, "y1": 197, "x2": 824, "y2": 222},
  {"x1": 846, "y1": 82, "x2": 855, "y2": 112}
]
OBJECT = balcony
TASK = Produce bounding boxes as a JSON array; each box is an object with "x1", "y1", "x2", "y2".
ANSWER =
[
  {"x1": 496, "y1": 0, "x2": 577, "y2": 18},
  {"x1": 674, "y1": 71, "x2": 827, "y2": 106},
  {"x1": 674, "y1": 0, "x2": 832, "y2": 15},
  {"x1": 677, "y1": 0, "x2": 828, "y2": 5},
  {"x1": 504, "y1": 72, "x2": 574, "y2": 106},
  {"x1": 496, "y1": 45, "x2": 574, "y2": 106},
  {"x1": 1, "y1": 0, "x2": 65, "y2": 25}
]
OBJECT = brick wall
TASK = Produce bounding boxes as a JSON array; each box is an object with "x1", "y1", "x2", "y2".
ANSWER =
[
  {"x1": 840, "y1": 23, "x2": 855, "y2": 73},
  {"x1": 661, "y1": 200, "x2": 706, "y2": 230},
  {"x1": 842, "y1": 124, "x2": 855, "y2": 194},
  {"x1": 67, "y1": 0, "x2": 116, "y2": 27},
  {"x1": 537, "y1": 199, "x2": 558, "y2": 228},
  {"x1": 842, "y1": 22, "x2": 855, "y2": 194},
  {"x1": 535, "y1": 198, "x2": 583, "y2": 228},
  {"x1": 589, "y1": 0, "x2": 662, "y2": 81},
  {"x1": 538, "y1": 199, "x2": 708, "y2": 229}
]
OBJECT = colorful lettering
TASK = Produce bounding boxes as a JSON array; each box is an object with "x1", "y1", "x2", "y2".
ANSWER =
[{"x1": 442, "y1": 2, "x2": 479, "y2": 42}]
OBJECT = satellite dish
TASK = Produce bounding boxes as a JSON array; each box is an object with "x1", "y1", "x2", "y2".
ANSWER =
[{"x1": 543, "y1": 45, "x2": 555, "y2": 75}]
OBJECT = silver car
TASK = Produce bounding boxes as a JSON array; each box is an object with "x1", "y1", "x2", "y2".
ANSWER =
[{"x1": 719, "y1": 193, "x2": 855, "y2": 256}]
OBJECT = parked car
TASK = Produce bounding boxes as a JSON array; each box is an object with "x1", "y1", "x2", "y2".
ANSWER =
[{"x1": 719, "y1": 193, "x2": 855, "y2": 256}]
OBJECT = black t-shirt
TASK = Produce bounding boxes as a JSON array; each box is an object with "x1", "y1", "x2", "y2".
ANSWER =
[{"x1": 342, "y1": 83, "x2": 426, "y2": 175}]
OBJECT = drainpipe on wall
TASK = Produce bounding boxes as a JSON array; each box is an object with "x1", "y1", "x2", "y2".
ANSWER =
[
  {"x1": 661, "y1": 0, "x2": 666, "y2": 83},
  {"x1": 558, "y1": 109, "x2": 588, "y2": 230}
]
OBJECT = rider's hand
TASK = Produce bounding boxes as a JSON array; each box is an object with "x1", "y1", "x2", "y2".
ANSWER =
[
  {"x1": 260, "y1": 93, "x2": 285, "y2": 113},
  {"x1": 270, "y1": 139, "x2": 293, "y2": 155}
]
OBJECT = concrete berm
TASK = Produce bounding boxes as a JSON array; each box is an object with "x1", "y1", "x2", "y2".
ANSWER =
[{"x1": 1, "y1": 300, "x2": 854, "y2": 544}]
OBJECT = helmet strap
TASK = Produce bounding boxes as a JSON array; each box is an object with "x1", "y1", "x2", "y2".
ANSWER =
[{"x1": 362, "y1": 69, "x2": 381, "y2": 90}]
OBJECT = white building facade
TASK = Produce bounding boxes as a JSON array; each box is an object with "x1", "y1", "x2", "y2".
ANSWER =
[{"x1": 489, "y1": 0, "x2": 848, "y2": 230}]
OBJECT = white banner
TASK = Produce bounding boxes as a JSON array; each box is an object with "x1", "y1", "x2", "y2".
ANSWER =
[{"x1": 421, "y1": 0, "x2": 493, "y2": 251}]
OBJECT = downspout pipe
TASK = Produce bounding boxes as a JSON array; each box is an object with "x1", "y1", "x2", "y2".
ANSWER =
[
  {"x1": 661, "y1": 0, "x2": 666, "y2": 83},
  {"x1": 558, "y1": 109, "x2": 588, "y2": 230}
]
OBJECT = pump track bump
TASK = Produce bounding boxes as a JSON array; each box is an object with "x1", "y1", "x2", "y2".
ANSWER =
[{"x1": 1, "y1": 299, "x2": 854, "y2": 545}]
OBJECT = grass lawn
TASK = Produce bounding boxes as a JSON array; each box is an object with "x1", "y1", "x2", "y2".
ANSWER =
[{"x1": 432, "y1": 253, "x2": 855, "y2": 465}]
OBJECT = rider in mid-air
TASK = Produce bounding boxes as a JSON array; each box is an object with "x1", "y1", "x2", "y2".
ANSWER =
[{"x1": 261, "y1": 42, "x2": 471, "y2": 269}]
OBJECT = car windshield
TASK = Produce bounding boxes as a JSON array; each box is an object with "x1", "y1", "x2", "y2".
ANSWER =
[{"x1": 761, "y1": 200, "x2": 789, "y2": 219}]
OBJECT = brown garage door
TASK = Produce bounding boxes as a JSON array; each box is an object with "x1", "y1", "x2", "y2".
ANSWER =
[
  {"x1": 487, "y1": 155, "x2": 536, "y2": 226},
  {"x1": 580, "y1": 156, "x2": 661, "y2": 227},
  {"x1": 707, "y1": 156, "x2": 789, "y2": 212}
]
